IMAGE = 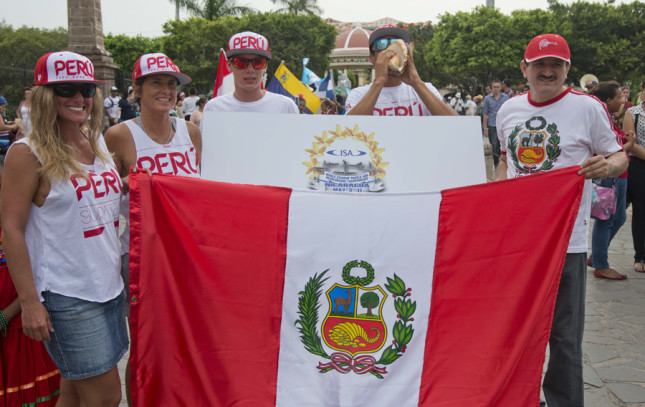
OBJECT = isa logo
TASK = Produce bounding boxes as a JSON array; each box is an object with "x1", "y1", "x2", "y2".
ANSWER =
[{"x1": 303, "y1": 125, "x2": 388, "y2": 192}]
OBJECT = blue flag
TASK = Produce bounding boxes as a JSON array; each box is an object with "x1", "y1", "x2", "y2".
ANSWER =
[
  {"x1": 315, "y1": 71, "x2": 335, "y2": 100},
  {"x1": 301, "y1": 58, "x2": 321, "y2": 87}
]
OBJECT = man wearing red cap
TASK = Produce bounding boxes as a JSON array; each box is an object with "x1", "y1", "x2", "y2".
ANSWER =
[
  {"x1": 203, "y1": 31, "x2": 298, "y2": 114},
  {"x1": 496, "y1": 34, "x2": 627, "y2": 407},
  {"x1": 345, "y1": 25, "x2": 455, "y2": 117}
]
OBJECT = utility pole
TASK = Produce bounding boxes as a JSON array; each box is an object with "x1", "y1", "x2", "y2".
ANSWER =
[{"x1": 486, "y1": 0, "x2": 494, "y2": 7}]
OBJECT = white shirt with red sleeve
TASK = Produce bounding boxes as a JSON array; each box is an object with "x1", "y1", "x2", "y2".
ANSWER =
[{"x1": 496, "y1": 87, "x2": 623, "y2": 253}]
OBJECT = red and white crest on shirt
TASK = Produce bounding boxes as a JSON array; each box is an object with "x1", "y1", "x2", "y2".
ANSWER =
[
  {"x1": 508, "y1": 116, "x2": 562, "y2": 175},
  {"x1": 518, "y1": 130, "x2": 547, "y2": 165}
]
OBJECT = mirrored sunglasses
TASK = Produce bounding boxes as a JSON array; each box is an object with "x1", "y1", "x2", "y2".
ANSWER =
[
  {"x1": 52, "y1": 83, "x2": 97, "y2": 98},
  {"x1": 371, "y1": 38, "x2": 401, "y2": 52},
  {"x1": 231, "y1": 57, "x2": 268, "y2": 70}
]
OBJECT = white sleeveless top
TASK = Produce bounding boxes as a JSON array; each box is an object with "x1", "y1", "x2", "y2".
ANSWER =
[
  {"x1": 20, "y1": 105, "x2": 32, "y2": 136},
  {"x1": 120, "y1": 118, "x2": 200, "y2": 254},
  {"x1": 628, "y1": 103, "x2": 645, "y2": 149},
  {"x1": 14, "y1": 136, "x2": 124, "y2": 302}
]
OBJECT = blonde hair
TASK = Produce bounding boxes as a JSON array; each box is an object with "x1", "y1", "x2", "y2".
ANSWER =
[{"x1": 28, "y1": 85, "x2": 110, "y2": 182}]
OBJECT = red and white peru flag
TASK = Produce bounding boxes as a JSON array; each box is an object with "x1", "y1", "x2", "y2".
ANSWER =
[
  {"x1": 128, "y1": 167, "x2": 584, "y2": 406},
  {"x1": 213, "y1": 49, "x2": 234, "y2": 98}
]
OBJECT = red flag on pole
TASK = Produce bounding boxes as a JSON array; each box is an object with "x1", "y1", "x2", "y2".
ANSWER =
[{"x1": 213, "y1": 49, "x2": 233, "y2": 98}]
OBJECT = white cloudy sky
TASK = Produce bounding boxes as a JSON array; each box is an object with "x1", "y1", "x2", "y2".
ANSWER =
[{"x1": 3, "y1": 0, "x2": 635, "y2": 37}]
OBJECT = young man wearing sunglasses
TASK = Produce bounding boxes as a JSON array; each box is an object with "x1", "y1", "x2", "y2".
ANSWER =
[
  {"x1": 345, "y1": 25, "x2": 455, "y2": 117},
  {"x1": 203, "y1": 31, "x2": 298, "y2": 114}
]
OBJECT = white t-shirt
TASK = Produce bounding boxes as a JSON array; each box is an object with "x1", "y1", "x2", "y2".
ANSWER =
[
  {"x1": 450, "y1": 97, "x2": 463, "y2": 113},
  {"x1": 345, "y1": 82, "x2": 442, "y2": 116},
  {"x1": 20, "y1": 105, "x2": 32, "y2": 136},
  {"x1": 497, "y1": 88, "x2": 623, "y2": 253},
  {"x1": 204, "y1": 91, "x2": 299, "y2": 114},
  {"x1": 464, "y1": 100, "x2": 477, "y2": 116},
  {"x1": 183, "y1": 95, "x2": 199, "y2": 115},
  {"x1": 104, "y1": 96, "x2": 120, "y2": 119}
]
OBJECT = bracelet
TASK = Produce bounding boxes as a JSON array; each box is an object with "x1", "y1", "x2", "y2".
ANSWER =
[{"x1": 0, "y1": 310, "x2": 8, "y2": 338}]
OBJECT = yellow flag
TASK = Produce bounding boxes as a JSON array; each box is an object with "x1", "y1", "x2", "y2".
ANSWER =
[{"x1": 271, "y1": 63, "x2": 321, "y2": 114}]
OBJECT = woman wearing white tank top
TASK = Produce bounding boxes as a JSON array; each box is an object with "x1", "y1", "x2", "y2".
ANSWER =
[
  {"x1": 104, "y1": 52, "x2": 201, "y2": 407},
  {"x1": 16, "y1": 87, "x2": 32, "y2": 138},
  {"x1": 1, "y1": 51, "x2": 128, "y2": 406}
]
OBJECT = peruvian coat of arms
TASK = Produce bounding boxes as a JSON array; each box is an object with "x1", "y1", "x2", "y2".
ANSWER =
[
  {"x1": 295, "y1": 260, "x2": 416, "y2": 378},
  {"x1": 507, "y1": 116, "x2": 562, "y2": 175}
]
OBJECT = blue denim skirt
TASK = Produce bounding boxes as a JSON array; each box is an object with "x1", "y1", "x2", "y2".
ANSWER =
[{"x1": 41, "y1": 290, "x2": 129, "y2": 380}]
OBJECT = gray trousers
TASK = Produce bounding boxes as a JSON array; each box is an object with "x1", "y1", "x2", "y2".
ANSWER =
[
  {"x1": 543, "y1": 253, "x2": 586, "y2": 407},
  {"x1": 487, "y1": 126, "x2": 501, "y2": 167}
]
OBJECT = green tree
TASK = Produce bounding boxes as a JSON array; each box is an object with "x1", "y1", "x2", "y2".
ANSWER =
[
  {"x1": 401, "y1": 21, "x2": 434, "y2": 83},
  {"x1": 424, "y1": 6, "x2": 560, "y2": 94},
  {"x1": 161, "y1": 17, "x2": 230, "y2": 92},
  {"x1": 270, "y1": 0, "x2": 322, "y2": 15},
  {"x1": 104, "y1": 34, "x2": 164, "y2": 90},
  {"x1": 426, "y1": 7, "x2": 519, "y2": 94},
  {"x1": 360, "y1": 292, "x2": 379, "y2": 316},
  {"x1": 548, "y1": 0, "x2": 645, "y2": 86},
  {"x1": 161, "y1": 13, "x2": 336, "y2": 90},
  {"x1": 0, "y1": 23, "x2": 67, "y2": 114}
]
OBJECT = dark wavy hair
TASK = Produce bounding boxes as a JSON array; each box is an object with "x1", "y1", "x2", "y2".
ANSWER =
[{"x1": 590, "y1": 81, "x2": 620, "y2": 103}]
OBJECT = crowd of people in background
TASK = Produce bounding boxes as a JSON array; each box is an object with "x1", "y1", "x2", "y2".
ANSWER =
[{"x1": 0, "y1": 26, "x2": 643, "y2": 407}]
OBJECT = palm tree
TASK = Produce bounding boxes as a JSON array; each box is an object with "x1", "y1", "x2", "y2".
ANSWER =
[
  {"x1": 270, "y1": 0, "x2": 322, "y2": 15},
  {"x1": 192, "y1": 0, "x2": 252, "y2": 19},
  {"x1": 169, "y1": 0, "x2": 201, "y2": 20}
]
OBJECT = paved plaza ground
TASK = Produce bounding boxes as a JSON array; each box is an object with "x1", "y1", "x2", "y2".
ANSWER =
[{"x1": 118, "y1": 208, "x2": 645, "y2": 406}]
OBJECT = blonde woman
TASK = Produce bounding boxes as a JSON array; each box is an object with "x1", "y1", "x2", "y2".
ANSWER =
[{"x1": 0, "y1": 51, "x2": 127, "y2": 406}]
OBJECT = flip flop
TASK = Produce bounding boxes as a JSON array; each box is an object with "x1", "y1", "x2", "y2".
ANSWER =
[
  {"x1": 587, "y1": 257, "x2": 593, "y2": 268},
  {"x1": 594, "y1": 269, "x2": 627, "y2": 280}
]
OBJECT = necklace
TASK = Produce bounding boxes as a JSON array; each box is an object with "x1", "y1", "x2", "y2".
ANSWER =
[{"x1": 137, "y1": 116, "x2": 176, "y2": 145}]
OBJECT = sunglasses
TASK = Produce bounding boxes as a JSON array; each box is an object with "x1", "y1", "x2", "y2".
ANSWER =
[
  {"x1": 371, "y1": 38, "x2": 401, "y2": 52},
  {"x1": 231, "y1": 57, "x2": 268, "y2": 70},
  {"x1": 52, "y1": 83, "x2": 97, "y2": 98}
]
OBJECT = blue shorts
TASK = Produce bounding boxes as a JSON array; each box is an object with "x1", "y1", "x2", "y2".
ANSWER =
[{"x1": 42, "y1": 290, "x2": 129, "y2": 380}]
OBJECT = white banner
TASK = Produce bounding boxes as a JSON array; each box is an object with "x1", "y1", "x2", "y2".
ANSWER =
[{"x1": 201, "y1": 112, "x2": 486, "y2": 192}]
